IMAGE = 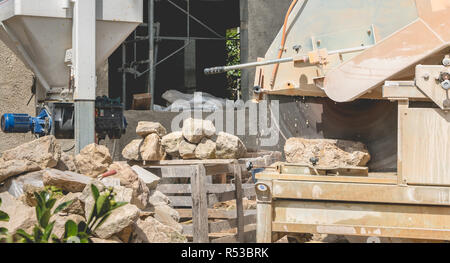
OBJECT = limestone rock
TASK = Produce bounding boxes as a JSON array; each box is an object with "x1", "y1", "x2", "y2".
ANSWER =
[
  {"x1": 122, "y1": 139, "x2": 143, "y2": 161},
  {"x1": 0, "y1": 160, "x2": 41, "y2": 184},
  {"x1": 109, "y1": 162, "x2": 150, "y2": 210},
  {"x1": 136, "y1": 122, "x2": 167, "y2": 138},
  {"x1": 178, "y1": 140, "x2": 197, "y2": 160},
  {"x1": 43, "y1": 169, "x2": 92, "y2": 193},
  {"x1": 131, "y1": 165, "x2": 160, "y2": 190},
  {"x1": 215, "y1": 132, "x2": 247, "y2": 159},
  {"x1": 55, "y1": 152, "x2": 78, "y2": 172},
  {"x1": 195, "y1": 138, "x2": 216, "y2": 160},
  {"x1": 112, "y1": 185, "x2": 133, "y2": 203},
  {"x1": 154, "y1": 205, "x2": 182, "y2": 233},
  {"x1": 116, "y1": 224, "x2": 134, "y2": 243},
  {"x1": 202, "y1": 119, "x2": 216, "y2": 138},
  {"x1": 132, "y1": 217, "x2": 187, "y2": 243},
  {"x1": 75, "y1": 144, "x2": 112, "y2": 178},
  {"x1": 161, "y1": 131, "x2": 184, "y2": 158},
  {"x1": 148, "y1": 190, "x2": 171, "y2": 207},
  {"x1": 54, "y1": 192, "x2": 85, "y2": 216},
  {"x1": 182, "y1": 118, "x2": 216, "y2": 144},
  {"x1": 79, "y1": 181, "x2": 106, "y2": 220},
  {"x1": 94, "y1": 204, "x2": 140, "y2": 239},
  {"x1": 182, "y1": 118, "x2": 204, "y2": 144},
  {"x1": 1, "y1": 135, "x2": 61, "y2": 169},
  {"x1": 140, "y1": 134, "x2": 165, "y2": 161},
  {"x1": 52, "y1": 214, "x2": 85, "y2": 238},
  {"x1": 20, "y1": 184, "x2": 46, "y2": 207},
  {"x1": 0, "y1": 192, "x2": 36, "y2": 234},
  {"x1": 284, "y1": 138, "x2": 371, "y2": 167}
]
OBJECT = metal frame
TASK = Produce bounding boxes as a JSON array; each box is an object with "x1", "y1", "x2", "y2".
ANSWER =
[{"x1": 119, "y1": 0, "x2": 239, "y2": 110}]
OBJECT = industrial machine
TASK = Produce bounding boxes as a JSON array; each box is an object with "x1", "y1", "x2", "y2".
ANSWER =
[
  {"x1": 206, "y1": 0, "x2": 450, "y2": 242},
  {"x1": 0, "y1": 0, "x2": 143, "y2": 150},
  {"x1": 1, "y1": 96, "x2": 127, "y2": 141}
]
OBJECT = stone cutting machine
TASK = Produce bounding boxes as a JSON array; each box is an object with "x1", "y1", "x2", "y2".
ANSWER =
[{"x1": 207, "y1": 0, "x2": 450, "y2": 242}]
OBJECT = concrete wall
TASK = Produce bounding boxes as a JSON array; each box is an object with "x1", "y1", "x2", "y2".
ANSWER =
[
  {"x1": 0, "y1": 41, "x2": 36, "y2": 153},
  {"x1": 240, "y1": 0, "x2": 292, "y2": 100}
]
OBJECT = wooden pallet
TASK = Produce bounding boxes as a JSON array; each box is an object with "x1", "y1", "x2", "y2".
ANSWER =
[{"x1": 142, "y1": 159, "x2": 257, "y2": 243}]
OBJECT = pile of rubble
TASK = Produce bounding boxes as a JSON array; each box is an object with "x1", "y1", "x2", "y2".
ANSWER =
[
  {"x1": 0, "y1": 136, "x2": 187, "y2": 243},
  {"x1": 123, "y1": 118, "x2": 247, "y2": 161}
]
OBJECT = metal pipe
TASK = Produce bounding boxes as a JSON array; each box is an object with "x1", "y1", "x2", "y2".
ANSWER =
[
  {"x1": 205, "y1": 57, "x2": 294, "y2": 75},
  {"x1": 149, "y1": 0, "x2": 155, "y2": 110},
  {"x1": 122, "y1": 43, "x2": 127, "y2": 110},
  {"x1": 204, "y1": 45, "x2": 373, "y2": 75}
]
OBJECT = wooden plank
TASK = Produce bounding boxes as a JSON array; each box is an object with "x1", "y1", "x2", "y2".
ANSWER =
[
  {"x1": 204, "y1": 164, "x2": 233, "y2": 176},
  {"x1": 168, "y1": 196, "x2": 193, "y2": 208},
  {"x1": 191, "y1": 165, "x2": 209, "y2": 243},
  {"x1": 145, "y1": 166, "x2": 194, "y2": 178},
  {"x1": 146, "y1": 159, "x2": 235, "y2": 166},
  {"x1": 400, "y1": 108, "x2": 450, "y2": 186},
  {"x1": 255, "y1": 173, "x2": 397, "y2": 185},
  {"x1": 212, "y1": 224, "x2": 257, "y2": 243},
  {"x1": 177, "y1": 209, "x2": 257, "y2": 220},
  {"x1": 233, "y1": 162, "x2": 245, "y2": 243},
  {"x1": 158, "y1": 184, "x2": 255, "y2": 195},
  {"x1": 271, "y1": 181, "x2": 450, "y2": 206},
  {"x1": 183, "y1": 212, "x2": 257, "y2": 236},
  {"x1": 207, "y1": 186, "x2": 256, "y2": 206}
]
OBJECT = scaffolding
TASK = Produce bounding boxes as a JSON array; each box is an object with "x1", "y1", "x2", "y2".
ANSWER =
[{"x1": 119, "y1": 0, "x2": 239, "y2": 110}]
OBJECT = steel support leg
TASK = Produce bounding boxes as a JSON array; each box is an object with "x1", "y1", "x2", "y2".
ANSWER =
[{"x1": 73, "y1": 0, "x2": 96, "y2": 153}]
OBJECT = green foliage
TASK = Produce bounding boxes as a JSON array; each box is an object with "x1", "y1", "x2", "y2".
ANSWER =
[
  {"x1": 0, "y1": 198, "x2": 10, "y2": 242},
  {"x1": 14, "y1": 191, "x2": 73, "y2": 243},
  {"x1": 226, "y1": 28, "x2": 241, "y2": 100},
  {"x1": 55, "y1": 185, "x2": 126, "y2": 243},
  {"x1": 3, "y1": 184, "x2": 126, "y2": 243}
]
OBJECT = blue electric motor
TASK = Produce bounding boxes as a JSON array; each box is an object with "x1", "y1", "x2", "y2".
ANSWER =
[{"x1": 1, "y1": 109, "x2": 52, "y2": 136}]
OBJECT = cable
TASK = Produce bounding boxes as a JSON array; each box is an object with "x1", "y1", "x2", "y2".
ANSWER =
[{"x1": 270, "y1": 0, "x2": 298, "y2": 88}]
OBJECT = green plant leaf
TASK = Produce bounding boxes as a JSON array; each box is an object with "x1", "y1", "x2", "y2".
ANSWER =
[
  {"x1": 0, "y1": 211, "x2": 9, "y2": 222},
  {"x1": 96, "y1": 194, "x2": 109, "y2": 216},
  {"x1": 0, "y1": 198, "x2": 2, "y2": 206},
  {"x1": 111, "y1": 202, "x2": 127, "y2": 211},
  {"x1": 34, "y1": 192, "x2": 44, "y2": 209},
  {"x1": 33, "y1": 226, "x2": 44, "y2": 242},
  {"x1": 16, "y1": 229, "x2": 34, "y2": 243},
  {"x1": 39, "y1": 209, "x2": 51, "y2": 229},
  {"x1": 46, "y1": 198, "x2": 57, "y2": 210},
  {"x1": 41, "y1": 191, "x2": 50, "y2": 203},
  {"x1": 91, "y1": 184, "x2": 100, "y2": 201},
  {"x1": 0, "y1": 227, "x2": 8, "y2": 236},
  {"x1": 64, "y1": 220, "x2": 78, "y2": 238},
  {"x1": 53, "y1": 200, "x2": 74, "y2": 215},
  {"x1": 78, "y1": 221, "x2": 87, "y2": 233},
  {"x1": 43, "y1": 221, "x2": 55, "y2": 241}
]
